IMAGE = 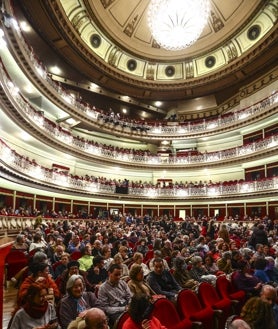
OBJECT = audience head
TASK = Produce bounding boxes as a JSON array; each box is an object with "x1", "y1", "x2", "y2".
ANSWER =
[
  {"x1": 133, "y1": 252, "x2": 144, "y2": 264},
  {"x1": 153, "y1": 258, "x2": 164, "y2": 274},
  {"x1": 260, "y1": 284, "x2": 277, "y2": 306},
  {"x1": 32, "y1": 251, "x2": 48, "y2": 264},
  {"x1": 228, "y1": 318, "x2": 251, "y2": 329},
  {"x1": 30, "y1": 262, "x2": 49, "y2": 278},
  {"x1": 128, "y1": 293, "x2": 153, "y2": 324},
  {"x1": 25, "y1": 282, "x2": 48, "y2": 307},
  {"x1": 84, "y1": 308, "x2": 108, "y2": 329},
  {"x1": 129, "y1": 264, "x2": 144, "y2": 281},
  {"x1": 191, "y1": 255, "x2": 203, "y2": 267},
  {"x1": 66, "y1": 274, "x2": 85, "y2": 297},
  {"x1": 240, "y1": 296, "x2": 275, "y2": 329},
  {"x1": 93, "y1": 255, "x2": 104, "y2": 267},
  {"x1": 108, "y1": 263, "x2": 122, "y2": 285},
  {"x1": 67, "y1": 260, "x2": 80, "y2": 275},
  {"x1": 174, "y1": 256, "x2": 186, "y2": 270}
]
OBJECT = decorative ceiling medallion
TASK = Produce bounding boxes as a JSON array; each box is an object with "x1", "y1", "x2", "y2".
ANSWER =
[
  {"x1": 205, "y1": 56, "x2": 216, "y2": 68},
  {"x1": 127, "y1": 59, "x2": 137, "y2": 71},
  {"x1": 90, "y1": 34, "x2": 101, "y2": 48},
  {"x1": 247, "y1": 25, "x2": 261, "y2": 41},
  {"x1": 165, "y1": 66, "x2": 175, "y2": 77}
]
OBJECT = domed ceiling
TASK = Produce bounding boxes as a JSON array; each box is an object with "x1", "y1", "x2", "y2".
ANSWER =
[{"x1": 14, "y1": 0, "x2": 278, "y2": 119}]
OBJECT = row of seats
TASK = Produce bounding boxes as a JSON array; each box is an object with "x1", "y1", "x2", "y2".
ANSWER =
[{"x1": 115, "y1": 278, "x2": 246, "y2": 329}]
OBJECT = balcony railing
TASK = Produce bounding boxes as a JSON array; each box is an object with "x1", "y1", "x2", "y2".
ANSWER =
[
  {"x1": 1, "y1": 14, "x2": 277, "y2": 139},
  {"x1": 0, "y1": 60, "x2": 277, "y2": 168},
  {"x1": 1, "y1": 137, "x2": 277, "y2": 199}
]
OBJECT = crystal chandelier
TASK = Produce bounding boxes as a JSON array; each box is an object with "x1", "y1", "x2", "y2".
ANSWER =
[{"x1": 147, "y1": 0, "x2": 210, "y2": 51}]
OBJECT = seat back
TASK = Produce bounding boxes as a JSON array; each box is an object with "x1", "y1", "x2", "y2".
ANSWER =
[
  {"x1": 70, "y1": 251, "x2": 82, "y2": 260},
  {"x1": 151, "y1": 298, "x2": 181, "y2": 325},
  {"x1": 216, "y1": 276, "x2": 231, "y2": 299},
  {"x1": 177, "y1": 289, "x2": 203, "y2": 317},
  {"x1": 198, "y1": 282, "x2": 221, "y2": 307},
  {"x1": 113, "y1": 311, "x2": 129, "y2": 329},
  {"x1": 5, "y1": 250, "x2": 28, "y2": 281},
  {"x1": 177, "y1": 289, "x2": 215, "y2": 329}
]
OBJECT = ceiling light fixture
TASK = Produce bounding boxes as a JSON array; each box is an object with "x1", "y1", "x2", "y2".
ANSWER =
[{"x1": 147, "y1": 0, "x2": 210, "y2": 51}]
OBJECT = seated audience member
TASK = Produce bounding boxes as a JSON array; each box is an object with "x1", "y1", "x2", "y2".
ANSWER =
[
  {"x1": 232, "y1": 260, "x2": 262, "y2": 296},
  {"x1": 112, "y1": 253, "x2": 129, "y2": 280},
  {"x1": 49, "y1": 244, "x2": 65, "y2": 264},
  {"x1": 53, "y1": 252, "x2": 70, "y2": 279},
  {"x1": 58, "y1": 260, "x2": 91, "y2": 295},
  {"x1": 12, "y1": 234, "x2": 29, "y2": 252},
  {"x1": 204, "y1": 254, "x2": 219, "y2": 274},
  {"x1": 254, "y1": 258, "x2": 271, "y2": 283},
  {"x1": 240, "y1": 296, "x2": 276, "y2": 329},
  {"x1": 217, "y1": 223, "x2": 230, "y2": 244},
  {"x1": 9, "y1": 282, "x2": 59, "y2": 329},
  {"x1": 17, "y1": 262, "x2": 60, "y2": 309},
  {"x1": 101, "y1": 245, "x2": 113, "y2": 270},
  {"x1": 136, "y1": 238, "x2": 149, "y2": 257},
  {"x1": 87, "y1": 256, "x2": 108, "y2": 291},
  {"x1": 67, "y1": 234, "x2": 85, "y2": 254},
  {"x1": 252, "y1": 243, "x2": 265, "y2": 262},
  {"x1": 118, "y1": 245, "x2": 133, "y2": 266},
  {"x1": 173, "y1": 257, "x2": 199, "y2": 290},
  {"x1": 84, "y1": 308, "x2": 109, "y2": 329},
  {"x1": 189, "y1": 256, "x2": 210, "y2": 283},
  {"x1": 231, "y1": 250, "x2": 242, "y2": 270},
  {"x1": 123, "y1": 293, "x2": 167, "y2": 329},
  {"x1": 149, "y1": 250, "x2": 170, "y2": 271},
  {"x1": 128, "y1": 264, "x2": 156, "y2": 297},
  {"x1": 147, "y1": 258, "x2": 181, "y2": 301},
  {"x1": 161, "y1": 240, "x2": 173, "y2": 258},
  {"x1": 91, "y1": 239, "x2": 103, "y2": 257},
  {"x1": 265, "y1": 257, "x2": 278, "y2": 283},
  {"x1": 227, "y1": 318, "x2": 251, "y2": 329},
  {"x1": 132, "y1": 252, "x2": 150, "y2": 277},
  {"x1": 29, "y1": 232, "x2": 47, "y2": 252},
  {"x1": 98, "y1": 263, "x2": 132, "y2": 326},
  {"x1": 59, "y1": 274, "x2": 99, "y2": 329},
  {"x1": 78, "y1": 245, "x2": 94, "y2": 271},
  {"x1": 217, "y1": 251, "x2": 233, "y2": 274},
  {"x1": 260, "y1": 284, "x2": 278, "y2": 327}
]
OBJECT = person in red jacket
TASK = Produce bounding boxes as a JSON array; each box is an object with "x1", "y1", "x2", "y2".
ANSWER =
[{"x1": 123, "y1": 294, "x2": 167, "y2": 329}]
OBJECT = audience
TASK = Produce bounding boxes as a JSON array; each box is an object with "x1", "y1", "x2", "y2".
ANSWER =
[
  {"x1": 5, "y1": 208, "x2": 278, "y2": 329},
  {"x1": 147, "y1": 258, "x2": 181, "y2": 301},
  {"x1": 240, "y1": 296, "x2": 276, "y2": 329},
  {"x1": 123, "y1": 294, "x2": 166, "y2": 329},
  {"x1": 9, "y1": 282, "x2": 59, "y2": 329},
  {"x1": 59, "y1": 274, "x2": 99, "y2": 329},
  {"x1": 84, "y1": 308, "x2": 108, "y2": 329},
  {"x1": 232, "y1": 260, "x2": 262, "y2": 296},
  {"x1": 128, "y1": 264, "x2": 155, "y2": 297},
  {"x1": 98, "y1": 263, "x2": 132, "y2": 325}
]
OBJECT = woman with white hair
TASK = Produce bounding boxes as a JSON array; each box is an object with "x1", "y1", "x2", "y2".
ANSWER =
[{"x1": 59, "y1": 274, "x2": 99, "y2": 329}]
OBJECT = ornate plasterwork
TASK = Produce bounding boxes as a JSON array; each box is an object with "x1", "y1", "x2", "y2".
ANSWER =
[{"x1": 57, "y1": 0, "x2": 277, "y2": 83}]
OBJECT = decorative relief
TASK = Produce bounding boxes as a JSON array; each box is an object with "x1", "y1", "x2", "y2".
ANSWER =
[
  {"x1": 100, "y1": 0, "x2": 116, "y2": 9},
  {"x1": 124, "y1": 15, "x2": 139, "y2": 37},
  {"x1": 185, "y1": 61, "x2": 194, "y2": 79},
  {"x1": 108, "y1": 47, "x2": 120, "y2": 67},
  {"x1": 72, "y1": 11, "x2": 87, "y2": 31},
  {"x1": 225, "y1": 42, "x2": 238, "y2": 62},
  {"x1": 210, "y1": 11, "x2": 224, "y2": 32},
  {"x1": 146, "y1": 63, "x2": 155, "y2": 80}
]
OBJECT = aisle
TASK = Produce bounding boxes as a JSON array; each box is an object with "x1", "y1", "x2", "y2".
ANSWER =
[{"x1": 3, "y1": 283, "x2": 17, "y2": 329}]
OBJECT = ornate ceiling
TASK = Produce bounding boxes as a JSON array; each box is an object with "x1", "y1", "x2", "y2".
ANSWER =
[{"x1": 14, "y1": 0, "x2": 278, "y2": 119}]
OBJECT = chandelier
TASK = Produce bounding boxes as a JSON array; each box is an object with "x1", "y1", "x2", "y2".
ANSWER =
[{"x1": 147, "y1": 0, "x2": 210, "y2": 51}]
